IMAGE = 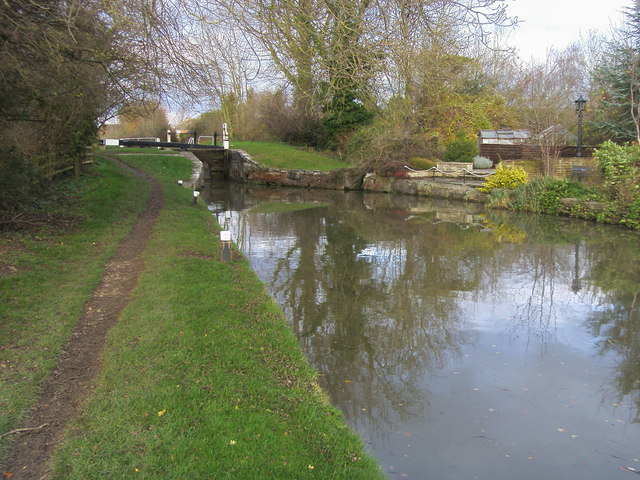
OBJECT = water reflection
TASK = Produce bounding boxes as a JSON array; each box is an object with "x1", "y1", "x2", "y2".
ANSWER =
[{"x1": 207, "y1": 182, "x2": 640, "y2": 479}]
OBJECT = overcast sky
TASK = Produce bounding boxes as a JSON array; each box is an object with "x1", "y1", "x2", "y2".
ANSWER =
[{"x1": 504, "y1": 0, "x2": 629, "y2": 61}]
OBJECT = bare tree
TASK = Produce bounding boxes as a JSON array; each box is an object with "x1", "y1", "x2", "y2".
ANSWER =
[{"x1": 506, "y1": 45, "x2": 589, "y2": 175}]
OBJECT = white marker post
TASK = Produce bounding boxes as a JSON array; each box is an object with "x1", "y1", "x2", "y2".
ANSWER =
[
  {"x1": 222, "y1": 123, "x2": 229, "y2": 150},
  {"x1": 220, "y1": 230, "x2": 232, "y2": 262}
]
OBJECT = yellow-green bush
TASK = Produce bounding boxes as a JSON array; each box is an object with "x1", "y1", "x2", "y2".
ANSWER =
[{"x1": 479, "y1": 163, "x2": 528, "y2": 193}]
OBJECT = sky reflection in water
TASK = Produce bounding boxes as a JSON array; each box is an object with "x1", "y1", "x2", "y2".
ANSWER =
[{"x1": 208, "y1": 183, "x2": 640, "y2": 480}]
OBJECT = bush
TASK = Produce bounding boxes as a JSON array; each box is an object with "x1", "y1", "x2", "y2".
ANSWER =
[
  {"x1": 344, "y1": 119, "x2": 441, "y2": 166},
  {"x1": 479, "y1": 163, "x2": 528, "y2": 193},
  {"x1": 594, "y1": 140, "x2": 640, "y2": 206},
  {"x1": 0, "y1": 146, "x2": 40, "y2": 214},
  {"x1": 473, "y1": 156, "x2": 493, "y2": 169},
  {"x1": 621, "y1": 197, "x2": 640, "y2": 229},
  {"x1": 443, "y1": 131, "x2": 478, "y2": 163},
  {"x1": 408, "y1": 157, "x2": 436, "y2": 170},
  {"x1": 538, "y1": 179, "x2": 592, "y2": 214},
  {"x1": 372, "y1": 160, "x2": 408, "y2": 177},
  {"x1": 508, "y1": 177, "x2": 591, "y2": 214}
]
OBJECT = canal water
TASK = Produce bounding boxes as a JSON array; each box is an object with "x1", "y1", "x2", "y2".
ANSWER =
[{"x1": 206, "y1": 182, "x2": 640, "y2": 480}]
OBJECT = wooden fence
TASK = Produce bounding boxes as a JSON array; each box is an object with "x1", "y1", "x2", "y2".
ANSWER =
[
  {"x1": 504, "y1": 156, "x2": 599, "y2": 179},
  {"x1": 479, "y1": 144, "x2": 595, "y2": 162},
  {"x1": 42, "y1": 146, "x2": 94, "y2": 180}
]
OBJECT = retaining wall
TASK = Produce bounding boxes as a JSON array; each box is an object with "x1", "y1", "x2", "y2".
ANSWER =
[{"x1": 226, "y1": 149, "x2": 487, "y2": 202}]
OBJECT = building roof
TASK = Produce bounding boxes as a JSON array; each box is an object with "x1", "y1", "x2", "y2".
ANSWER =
[{"x1": 479, "y1": 129, "x2": 530, "y2": 140}]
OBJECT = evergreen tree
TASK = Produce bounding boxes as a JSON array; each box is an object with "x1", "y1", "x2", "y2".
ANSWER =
[{"x1": 591, "y1": 0, "x2": 640, "y2": 143}]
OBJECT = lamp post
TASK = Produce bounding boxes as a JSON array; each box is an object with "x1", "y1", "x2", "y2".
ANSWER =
[{"x1": 575, "y1": 95, "x2": 587, "y2": 157}]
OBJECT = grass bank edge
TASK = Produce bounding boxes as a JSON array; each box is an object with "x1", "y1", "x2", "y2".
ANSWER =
[
  {"x1": 0, "y1": 159, "x2": 150, "y2": 459},
  {"x1": 232, "y1": 141, "x2": 348, "y2": 171},
  {"x1": 52, "y1": 154, "x2": 383, "y2": 479}
]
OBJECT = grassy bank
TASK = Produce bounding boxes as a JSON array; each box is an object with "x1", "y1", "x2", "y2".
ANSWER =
[
  {"x1": 232, "y1": 141, "x2": 348, "y2": 171},
  {"x1": 0, "y1": 160, "x2": 150, "y2": 458},
  {"x1": 2, "y1": 153, "x2": 381, "y2": 478}
]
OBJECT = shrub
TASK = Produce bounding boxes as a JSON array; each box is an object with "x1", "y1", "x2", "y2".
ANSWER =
[
  {"x1": 621, "y1": 197, "x2": 640, "y2": 229},
  {"x1": 0, "y1": 146, "x2": 40, "y2": 213},
  {"x1": 408, "y1": 157, "x2": 436, "y2": 170},
  {"x1": 511, "y1": 178, "x2": 591, "y2": 215},
  {"x1": 372, "y1": 160, "x2": 407, "y2": 177},
  {"x1": 344, "y1": 120, "x2": 441, "y2": 166},
  {"x1": 443, "y1": 131, "x2": 478, "y2": 163},
  {"x1": 479, "y1": 163, "x2": 528, "y2": 193},
  {"x1": 594, "y1": 140, "x2": 640, "y2": 205},
  {"x1": 537, "y1": 179, "x2": 593, "y2": 214},
  {"x1": 473, "y1": 155, "x2": 493, "y2": 169}
]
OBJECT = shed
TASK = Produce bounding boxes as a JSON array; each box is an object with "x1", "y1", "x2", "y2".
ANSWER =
[{"x1": 478, "y1": 129, "x2": 530, "y2": 145}]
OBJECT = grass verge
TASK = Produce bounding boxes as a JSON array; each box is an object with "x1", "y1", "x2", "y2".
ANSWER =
[
  {"x1": 1, "y1": 160, "x2": 150, "y2": 457},
  {"x1": 49, "y1": 154, "x2": 382, "y2": 478},
  {"x1": 232, "y1": 141, "x2": 348, "y2": 171}
]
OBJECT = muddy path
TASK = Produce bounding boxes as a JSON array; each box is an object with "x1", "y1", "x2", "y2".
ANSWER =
[{"x1": 3, "y1": 156, "x2": 162, "y2": 479}]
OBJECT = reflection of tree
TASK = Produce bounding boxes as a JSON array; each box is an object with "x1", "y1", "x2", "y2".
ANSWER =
[
  {"x1": 486, "y1": 209, "x2": 640, "y2": 421},
  {"x1": 584, "y1": 235, "x2": 640, "y2": 423},
  {"x1": 220, "y1": 183, "x2": 640, "y2": 432},
  {"x1": 588, "y1": 296, "x2": 640, "y2": 423},
  {"x1": 231, "y1": 194, "x2": 499, "y2": 432},
  {"x1": 512, "y1": 245, "x2": 566, "y2": 343},
  {"x1": 481, "y1": 212, "x2": 582, "y2": 344}
]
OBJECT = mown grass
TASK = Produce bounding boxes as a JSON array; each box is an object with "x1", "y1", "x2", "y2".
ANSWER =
[
  {"x1": 49, "y1": 154, "x2": 382, "y2": 479},
  {"x1": 0, "y1": 160, "x2": 150, "y2": 457},
  {"x1": 232, "y1": 141, "x2": 348, "y2": 171}
]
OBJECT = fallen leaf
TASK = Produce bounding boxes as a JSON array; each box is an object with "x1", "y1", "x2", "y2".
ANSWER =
[{"x1": 157, "y1": 409, "x2": 167, "y2": 417}]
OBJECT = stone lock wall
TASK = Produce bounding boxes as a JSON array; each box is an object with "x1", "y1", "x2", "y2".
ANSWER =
[{"x1": 225, "y1": 149, "x2": 487, "y2": 202}]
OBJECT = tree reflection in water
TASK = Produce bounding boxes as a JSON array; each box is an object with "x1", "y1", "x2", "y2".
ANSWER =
[{"x1": 208, "y1": 182, "x2": 640, "y2": 477}]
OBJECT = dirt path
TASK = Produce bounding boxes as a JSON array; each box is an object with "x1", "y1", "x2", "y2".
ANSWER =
[{"x1": 3, "y1": 157, "x2": 162, "y2": 479}]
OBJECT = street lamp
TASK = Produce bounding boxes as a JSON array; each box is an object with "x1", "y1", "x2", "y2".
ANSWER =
[{"x1": 575, "y1": 95, "x2": 587, "y2": 157}]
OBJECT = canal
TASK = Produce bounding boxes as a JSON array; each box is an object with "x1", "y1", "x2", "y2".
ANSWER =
[{"x1": 207, "y1": 182, "x2": 640, "y2": 480}]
